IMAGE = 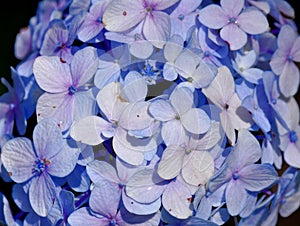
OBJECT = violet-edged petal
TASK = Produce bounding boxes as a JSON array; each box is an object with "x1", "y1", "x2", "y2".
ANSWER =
[
  {"x1": 162, "y1": 178, "x2": 193, "y2": 219},
  {"x1": 39, "y1": 20, "x2": 69, "y2": 56},
  {"x1": 86, "y1": 160, "x2": 120, "y2": 184},
  {"x1": 279, "y1": 61, "x2": 300, "y2": 97},
  {"x1": 118, "y1": 101, "x2": 153, "y2": 131},
  {"x1": 148, "y1": 99, "x2": 176, "y2": 121},
  {"x1": 36, "y1": 92, "x2": 74, "y2": 132},
  {"x1": 122, "y1": 191, "x2": 161, "y2": 215},
  {"x1": 225, "y1": 180, "x2": 248, "y2": 216},
  {"x1": 181, "y1": 108, "x2": 210, "y2": 134},
  {"x1": 182, "y1": 151, "x2": 214, "y2": 186},
  {"x1": 102, "y1": 0, "x2": 145, "y2": 32},
  {"x1": 70, "y1": 116, "x2": 114, "y2": 146},
  {"x1": 238, "y1": 164, "x2": 278, "y2": 192},
  {"x1": 33, "y1": 56, "x2": 72, "y2": 93},
  {"x1": 89, "y1": 180, "x2": 121, "y2": 217},
  {"x1": 71, "y1": 47, "x2": 98, "y2": 87},
  {"x1": 238, "y1": 8, "x2": 269, "y2": 34},
  {"x1": 143, "y1": 11, "x2": 170, "y2": 49},
  {"x1": 67, "y1": 207, "x2": 102, "y2": 225},
  {"x1": 207, "y1": 163, "x2": 232, "y2": 193},
  {"x1": 158, "y1": 146, "x2": 185, "y2": 180},
  {"x1": 1, "y1": 137, "x2": 36, "y2": 183},
  {"x1": 77, "y1": 1, "x2": 107, "y2": 42},
  {"x1": 220, "y1": 24, "x2": 247, "y2": 50},
  {"x1": 198, "y1": 5, "x2": 227, "y2": 29},
  {"x1": 126, "y1": 168, "x2": 167, "y2": 203},
  {"x1": 29, "y1": 173, "x2": 57, "y2": 217}
]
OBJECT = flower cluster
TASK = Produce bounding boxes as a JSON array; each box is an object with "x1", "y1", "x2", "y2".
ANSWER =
[{"x1": 0, "y1": 0, "x2": 300, "y2": 225}]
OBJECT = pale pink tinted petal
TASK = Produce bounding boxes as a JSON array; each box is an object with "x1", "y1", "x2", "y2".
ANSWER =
[
  {"x1": 143, "y1": 11, "x2": 170, "y2": 48},
  {"x1": 113, "y1": 128, "x2": 146, "y2": 165},
  {"x1": 279, "y1": 61, "x2": 300, "y2": 97},
  {"x1": 36, "y1": 92, "x2": 74, "y2": 132},
  {"x1": 182, "y1": 151, "x2": 214, "y2": 186},
  {"x1": 284, "y1": 142, "x2": 300, "y2": 168},
  {"x1": 161, "y1": 120, "x2": 188, "y2": 146},
  {"x1": 29, "y1": 173, "x2": 57, "y2": 217},
  {"x1": 68, "y1": 207, "x2": 103, "y2": 225},
  {"x1": 86, "y1": 160, "x2": 119, "y2": 184},
  {"x1": 33, "y1": 118, "x2": 63, "y2": 158},
  {"x1": 70, "y1": 116, "x2": 113, "y2": 146},
  {"x1": 198, "y1": 5, "x2": 227, "y2": 29},
  {"x1": 122, "y1": 192, "x2": 161, "y2": 215},
  {"x1": 225, "y1": 180, "x2": 247, "y2": 216},
  {"x1": 220, "y1": 24, "x2": 247, "y2": 50},
  {"x1": 290, "y1": 37, "x2": 300, "y2": 62},
  {"x1": 238, "y1": 9, "x2": 268, "y2": 34},
  {"x1": 89, "y1": 180, "x2": 121, "y2": 216},
  {"x1": 71, "y1": 47, "x2": 98, "y2": 87},
  {"x1": 221, "y1": 0, "x2": 244, "y2": 17},
  {"x1": 162, "y1": 178, "x2": 193, "y2": 219},
  {"x1": 152, "y1": 0, "x2": 180, "y2": 10},
  {"x1": 170, "y1": 86, "x2": 194, "y2": 115},
  {"x1": 181, "y1": 108, "x2": 210, "y2": 134},
  {"x1": 1, "y1": 137, "x2": 35, "y2": 183},
  {"x1": 103, "y1": 0, "x2": 145, "y2": 32},
  {"x1": 33, "y1": 56, "x2": 72, "y2": 93},
  {"x1": 158, "y1": 146, "x2": 185, "y2": 180},
  {"x1": 277, "y1": 25, "x2": 297, "y2": 51}
]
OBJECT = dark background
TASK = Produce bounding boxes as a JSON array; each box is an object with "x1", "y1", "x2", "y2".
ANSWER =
[{"x1": 0, "y1": 1, "x2": 300, "y2": 225}]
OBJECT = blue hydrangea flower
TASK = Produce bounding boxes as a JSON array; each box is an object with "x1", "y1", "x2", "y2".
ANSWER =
[{"x1": 1, "y1": 118, "x2": 79, "y2": 216}]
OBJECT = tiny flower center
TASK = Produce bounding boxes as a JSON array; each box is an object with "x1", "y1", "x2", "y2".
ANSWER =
[
  {"x1": 9, "y1": 103, "x2": 15, "y2": 110},
  {"x1": 134, "y1": 33, "x2": 142, "y2": 41},
  {"x1": 146, "y1": 7, "x2": 152, "y2": 13},
  {"x1": 289, "y1": 130, "x2": 298, "y2": 143},
  {"x1": 232, "y1": 171, "x2": 239, "y2": 180},
  {"x1": 97, "y1": 17, "x2": 102, "y2": 23},
  {"x1": 118, "y1": 181, "x2": 125, "y2": 189},
  {"x1": 32, "y1": 158, "x2": 51, "y2": 175},
  {"x1": 228, "y1": 17, "x2": 237, "y2": 24},
  {"x1": 287, "y1": 55, "x2": 294, "y2": 62},
  {"x1": 69, "y1": 85, "x2": 77, "y2": 95},
  {"x1": 178, "y1": 14, "x2": 184, "y2": 21},
  {"x1": 110, "y1": 219, "x2": 116, "y2": 226}
]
